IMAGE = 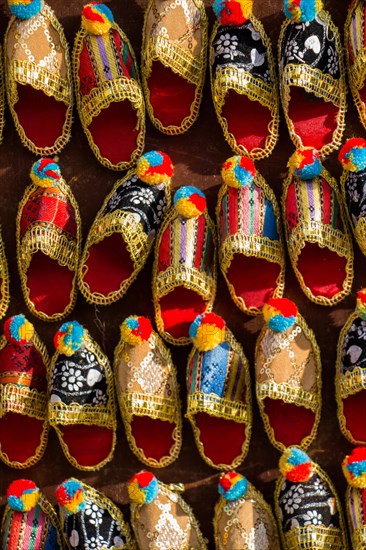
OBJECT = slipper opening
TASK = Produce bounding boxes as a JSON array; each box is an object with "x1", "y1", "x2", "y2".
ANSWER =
[
  {"x1": 82, "y1": 233, "x2": 134, "y2": 298},
  {"x1": 222, "y1": 91, "x2": 273, "y2": 153},
  {"x1": 147, "y1": 62, "x2": 197, "y2": 128},
  {"x1": 159, "y1": 286, "x2": 207, "y2": 340},
  {"x1": 27, "y1": 252, "x2": 74, "y2": 317},
  {"x1": 263, "y1": 398, "x2": 316, "y2": 448},
  {"x1": 297, "y1": 243, "x2": 347, "y2": 299},
  {"x1": 60, "y1": 425, "x2": 114, "y2": 468},
  {"x1": 342, "y1": 390, "x2": 366, "y2": 443},
  {"x1": 15, "y1": 85, "x2": 68, "y2": 150},
  {"x1": 88, "y1": 100, "x2": 140, "y2": 166},
  {"x1": 288, "y1": 88, "x2": 339, "y2": 151},
  {"x1": 130, "y1": 416, "x2": 175, "y2": 462},
  {"x1": 227, "y1": 255, "x2": 281, "y2": 310}
]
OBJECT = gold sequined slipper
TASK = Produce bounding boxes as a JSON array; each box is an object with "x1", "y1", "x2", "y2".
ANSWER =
[
  {"x1": 278, "y1": 0, "x2": 347, "y2": 157},
  {"x1": 216, "y1": 155, "x2": 285, "y2": 315},
  {"x1": 153, "y1": 186, "x2": 217, "y2": 346},
  {"x1": 345, "y1": 0, "x2": 366, "y2": 130},
  {"x1": 4, "y1": 0, "x2": 73, "y2": 155},
  {"x1": 141, "y1": 0, "x2": 208, "y2": 134},
  {"x1": 275, "y1": 447, "x2": 349, "y2": 550},
  {"x1": 282, "y1": 147, "x2": 353, "y2": 305},
  {"x1": 186, "y1": 313, "x2": 252, "y2": 470},
  {"x1": 210, "y1": 0, "x2": 280, "y2": 159},
  {"x1": 255, "y1": 298, "x2": 321, "y2": 452},
  {"x1": 78, "y1": 151, "x2": 173, "y2": 306},
  {"x1": 49, "y1": 321, "x2": 117, "y2": 471},
  {"x1": 214, "y1": 471, "x2": 281, "y2": 549},
  {"x1": 128, "y1": 471, "x2": 208, "y2": 549},
  {"x1": 114, "y1": 315, "x2": 182, "y2": 468},
  {"x1": 336, "y1": 290, "x2": 366, "y2": 445},
  {"x1": 16, "y1": 159, "x2": 81, "y2": 322},
  {"x1": 342, "y1": 447, "x2": 366, "y2": 550},
  {"x1": 73, "y1": 2, "x2": 145, "y2": 170}
]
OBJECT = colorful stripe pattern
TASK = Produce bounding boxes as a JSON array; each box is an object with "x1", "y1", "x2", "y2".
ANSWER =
[
  {"x1": 0, "y1": 341, "x2": 47, "y2": 392},
  {"x1": 348, "y1": 486, "x2": 366, "y2": 533},
  {"x1": 157, "y1": 213, "x2": 215, "y2": 278},
  {"x1": 79, "y1": 28, "x2": 137, "y2": 96},
  {"x1": 219, "y1": 184, "x2": 279, "y2": 243},
  {"x1": 188, "y1": 334, "x2": 246, "y2": 401},
  {"x1": 2, "y1": 505, "x2": 57, "y2": 550},
  {"x1": 348, "y1": 1, "x2": 365, "y2": 62},
  {"x1": 285, "y1": 176, "x2": 343, "y2": 232}
]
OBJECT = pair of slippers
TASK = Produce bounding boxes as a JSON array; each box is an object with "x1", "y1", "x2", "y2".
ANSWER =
[{"x1": 0, "y1": 315, "x2": 116, "y2": 471}]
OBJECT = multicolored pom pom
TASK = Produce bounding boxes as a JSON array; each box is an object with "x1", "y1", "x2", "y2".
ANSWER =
[
  {"x1": 7, "y1": 480, "x2": 40, "y2": 512},
  {"x1": 174, "y1": 186, "x2": 206, "y2": 219},
  {"x1": 356, "y1": 289, "x2": 366, "y2": 321},
  {"x1": 263, "y1": 298, "x2": 298, "y2": 333},
  {"x1": 30, "y1": 158, "x2": 61, "y2": 188},
  {"x1": 189, "y1": 313, "x2": 226, "y2": 352},
  {"x1": 4, "y1": 315, "x2": 34, "y2": 346},
  {"x1": 213, "y1": 0, "x2": 253, "y2": 26},
  {"x1": 221, "y1": 155, "x2": 256, "y2": 188},
  {"x1": 284, "y1": 0, "x2": 323, "y2": 23},
  {"x1": 121, "y1": 316, "x2": 153, "y2": 346},
  {"x1": 342, "y1": 447, "x2": 366, "y2": 489},
  {"x1": 288, "y1": 147, "x2": 322, "y2": 179},
  {"x1": 136, "y1": 151, "x2": 174, "y2": 185},
  {"x1": 8, "y1": 0, "x2": 42, "y2": 20},
  {"x1": 55, "y1": 479, "x2": 86, "y2": 514},
  {"x1": 338, "y1": 138, "x2": 366, "y2": 173},
  {"x1": 128, "y1": 472, "x2": 159, "y2": 505},
  {"x1": 82, "y1": 2, "x2": 114, "y2": 35},
  {"x1": 279, "y1": 448, "x2": 313, "y2": 483},
  {"x1": 54, "y1": 321, "x2": 85, "y2": 356},
  {"x1": 218, "y1": 472, "x2": 248, "y2": 501}
]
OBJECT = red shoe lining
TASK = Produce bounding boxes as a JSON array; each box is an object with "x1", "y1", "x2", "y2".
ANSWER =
[
  {"x1": 0, "y1": 414, "x2": 45, "y2": 464},
  {"x1": 60, "y1": 425, "x2": 114, "y2": 468},
  {"x1": 343, "y1": 390, "x2": 366, "y2": 443},
  {"x1": 264, "y1": 399, "x2": 316, "y2": 448},
  {"x1": 297, "y1": 243, "x2": 346, "y2": 299},
  {"x1": 159, "y1": 286, "x2": 207, "y2": 340},
  {"x1": 195, "y1": 413, "x2": 247, "y2": 466},
  {"x1": 130, "y1": 416, "x2": 175, "y2": 462}
]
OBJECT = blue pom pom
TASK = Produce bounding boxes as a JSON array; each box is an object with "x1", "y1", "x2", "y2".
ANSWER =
[{"x1": 9, "y1": 0, "x2": 42, "y2": 20}]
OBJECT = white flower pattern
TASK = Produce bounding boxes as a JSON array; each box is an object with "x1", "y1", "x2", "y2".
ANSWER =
[{"x1": 214, "y1": 33, "x2": 238, "y2": 59}]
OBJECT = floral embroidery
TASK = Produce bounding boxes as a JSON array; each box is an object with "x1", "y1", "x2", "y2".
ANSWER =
[
  {"x1": 303, "y1": 510, "x2": 323, "y2": 526},
  {"x1": 341, "y1": 317, "x2": 366, "y2": 374},
  {"x1": 84, "y1": 502, "x2": 104, "y2": 526},
  {"x1": 214, "y1": 33, "x2": 239, "y2": 59}
]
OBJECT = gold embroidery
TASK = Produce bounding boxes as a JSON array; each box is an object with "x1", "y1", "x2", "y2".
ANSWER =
[{"x1": 0, "y1": 230, "x2": 10, "y2": 321}]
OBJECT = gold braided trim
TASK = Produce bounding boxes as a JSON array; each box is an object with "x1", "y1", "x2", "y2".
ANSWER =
[
  {"x1": 141, "y1": 0, "x2": 208, "y2": 135},
  {"x1": 0, "y1": 383, "x2": 46, "y2": 420},
  {"x1": 349, "y1": 49, "x2": 366, "y2": 91},
  {"x1": 338, "y1": 366, "x2": 366, "y2": 398},
  {"x1": 155, "y1": 266, "x2": 215, "y2": 300},
  {"x1": 0, "y1": 229, "x2": 10, "y2": 321},
  {"x1": 279, "y1": 11, "x2": 347, "y2": 157},
  {"x1": 79, "y1": 76, "x2": 145, "y2": 129},
  {"x1": 256, "y1": 381, "x2": 317, "y2": 412},
  {"x1": 220, "y1": 234, "x2": 283, "y2": 269},
  {"x1": 121, "y1": 392, "x2": 178, "y2": 423},
  {"x1": 345, "y1": 7, "x2": 366, "y2": 129},
  {"x1": 49, "y1": 402, "x2": 116, "y2": 429},
  {"x1": 288, "y1": 220, "x2": 348, "y2": 260},
  {"x1": 352, "y1": 527, "x2": 366, "y2": 549},
  {"x1": 0, "y1": 44, "x2": 5, "y2": 144},
  {"x1": 73, "y1": 24, "x2": 145, "y2": 170},
  {"x1": 144, "y1": 35, "x2": 203, "y2": 86},
  {"x1": 210, "y1": 16, "x2": 279, "y2": 159},
  {"x1": 187, "y1": 392, "x2": 248, "y2": 423},
  {"x1": 4, "y1": 3, "x2": 73, "y2": 156},
  {"x1": 340, "y1": 169, "x2": 366, "y2": 257}
]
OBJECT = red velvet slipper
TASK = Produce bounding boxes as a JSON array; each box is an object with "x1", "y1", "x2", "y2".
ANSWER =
[
  {"x1": 153, "y1": 186, "x2": 217, "y2": 346},
  {"x1": 346, "y1": 0, "x2": 366, "y2": 130},
  {"x1": 186, "y1": 313, "x2": 252, "y2": 470},
  {"x1": 279, "y1": 0, "x2": 347, "y2": 157},
  {"x1": 283, "y1": 147, "x2": 353, "y2": 305},
  {"x1": 336, "y1": 290, "x2": 366, "y2": 445},
  {"x1": 114, "y1": 315, "x2": 182, "y2": 468},
  {"x1": 4, "y1": 0, "x2": 73, "y2": 155},
  {"x1": 0, "y1": 315, "x2": 49, "y2": 468},
  {"x1": 73, "y1": 2, "x2": 145, "y2": 170},
  {"x1": 210, "y1": 0, "x2": 279, "y2": 159},
  {"x1": 49, "y1": 321, "x2": 117, "y2": 470},
  {"x1": 16, "y1": 159, "x2": 81, "y2": 322},
  {"x1": 142, "y1": 0, "x2": 207, "y2": 134},
  {"x1": 255, "y1": 298, "x2": 322, "y2": 451}
]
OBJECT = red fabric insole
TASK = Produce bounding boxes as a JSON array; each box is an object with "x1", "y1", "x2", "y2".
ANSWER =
[
  {"x1": 264, "y1": 399, "x2": 316, "y2": 447},
  {"x1": 288, "y1": 88, "x2": 338, "y2": 150},
  {"x1": 147, "y1": 62, "x2": 196, "y2": 127},
  {"x1": 60, "y1": 425, "x2": 114, "y2": 467},
  {"x1": 15, "y1": 85, "x2": 67, "y2": 149},
  {"x1": 223, "y1": 90, "x2": 272, "y2": 152},
  {"x1": 159, "y1": 286, "x2": 206, "y2": 339},
  {"x1": 131, "y1": 416, "x2": 175, "y2": 461},
  {"x1": 88, "y1": 100, "x2": 139, "y2": 165},
  {"x1": 195, "y1": 413, "x2": 247, "y2": 466},
  {"x1": 343, "y1": 390, "x2": 366, "y2": 443},
  {"x1": 27, "y1": 252, "x2": 74, "y2": 317},
  {"x1": 0, "y1": 413, "x2": 44, "y2": 463},
  {"x1": 297, "y1": 243, "x2": 346, "y2": 299},
  {"x1": 227, "y1": 255, "x2": 281, "y2": 310},
  {"x1": 82, "y1": 233, "x2": 134, "y2": 296}
]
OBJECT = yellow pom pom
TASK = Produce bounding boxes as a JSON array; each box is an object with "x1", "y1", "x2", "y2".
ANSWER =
[{"x1": 189, "y1": 313, "x2": 226, "y2": 351}]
